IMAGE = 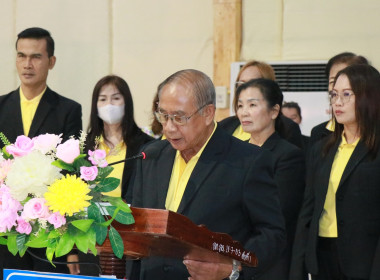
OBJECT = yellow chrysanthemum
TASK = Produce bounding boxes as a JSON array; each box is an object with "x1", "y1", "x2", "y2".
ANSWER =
[{"x1": 44, "y1": 174, "x2": 92, "y2": 216}]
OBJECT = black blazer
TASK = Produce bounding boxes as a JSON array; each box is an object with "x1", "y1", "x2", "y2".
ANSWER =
[
  {"x1": 309, "y1": 120, "x2": 331, "y2": 147},
  {"x1": 290, "y1": 138, "x2": 380, "y2": 280},
  {"x1": 130, "y1": 127, "x2": 286, "y2": 280},
  {"x1": 251, "y1": 132, "x2": 305, "y2": 280},
  {"x1": 219, "y1": 115, "x2": 304, "y2": 150},
  {"x1": 0, "y1": 87, "x2": 82, "y2": 145}
]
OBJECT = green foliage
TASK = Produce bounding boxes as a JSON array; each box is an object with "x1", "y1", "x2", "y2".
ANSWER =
[
  {"x1": 72, "y1": 155, "x2": 91, "y2": 170},
  {"x1": 7, "y1": 235, "x2": 18, "y2": 256},
  {"x1": 71, "y1": 219, "x2": 94, "y2": 232},
  {"x1": 102, "y1": 196, "x2": 131, "y2": 213},
  {"x1": 93, "y1": 224, "x2": 108, "y2": 245},
  {"x1": 109, "y1": 226, "x2": 124, "y2": 259},
  {"x1": 0, "y1": 132, "x2": 10, "y2": 146},
  {"x1": 97, "y1": 166, "x2": 114, "y2": 180},
  {"x1": 51, "y1": 159, "x2": 75, "y2": 172},
  {"x1": 94, "y1": 178, "x2": 120, "y2": 192},
  {"x1": 0, "y1": 236, "x2": 7, "y2": 245},
  {"x1": 26, "y1": 230, "x2": 49, "y2": 248},
  {"x1": 107, "y1": 206, "x2": 135, "y2": 225},
  {"x1": 55, "y1": 231, "x2": 75, "y2": 257}
]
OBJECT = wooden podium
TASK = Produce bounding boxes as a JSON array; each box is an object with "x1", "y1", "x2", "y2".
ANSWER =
[{"x1": 96, "y1": 207, "x2": 257, "y2": 278}]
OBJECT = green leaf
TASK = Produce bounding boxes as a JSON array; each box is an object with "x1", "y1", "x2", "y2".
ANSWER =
[
  {"x1": 25, "y1": 230, "x2": 49, "y2": 248},
  {"x1": 55, "y1": 232, "x2": 75, "y2": 257},
  {"x1": 0, "y1": 236, "x2": 7, "y2": 245},
  {"x1": 94, "y1": 224, "x2": 108, "y2": 245},
  {"x1": 107, "y1": 206, "x2": 135, "y2": 225},
  {"x1": 94, "y1": 177, "x2": 120, "y2": 193},
  {"x1": 97, "y1": 166, "x2": 114, "y2": 180},
  {"x1": 115, "y1": 211, "x2": 135, "y2": 225},
  {"x1": 48, "y1": 230, "x2": 60, "y2": 239},
  {"x1": 46, "y1": 247, "x2": 56, "y2": 265},
  {"x1": 73, "y1": 230, "x2": 90, "y2": 254},
  {"x1": 0, "y1": 132, "x2": 11, "y2": 146},
  {"x1": 108, "y1": 226, "x2": 124, "y2": 259},
  {"x1": 16, "y1": 234, "x2": 27, "y2": 251},
  {"x1": 88, "y1": 203, "x2": 106, "y2": 223},
  {"x1": 7, "y1": 235, "x2": 18, "y2": 256},
  {"x1": 46, "y1": 238, "x2": 58, "y2": 266},
  {"x1": 71, "y1": 219, "x2": 94, "y2": 232},
  {"x1": 73, "y1": 155, "x2": 91, "y2": 170},
  {"x1": 102, "y1": 196, "x2": 131, "y2": 213},
  {"x1": 51, "y1": 159, "x2": 75, "y2": 172}
]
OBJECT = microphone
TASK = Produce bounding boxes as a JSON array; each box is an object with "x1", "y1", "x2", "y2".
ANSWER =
[{"x1": 108, "y1": 144, "x2": 161, "y2": 166}]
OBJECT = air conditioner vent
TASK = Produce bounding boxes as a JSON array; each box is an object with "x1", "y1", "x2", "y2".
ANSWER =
[{"x1": 271, "y1": 63, "x2": 328, "y2": 92}]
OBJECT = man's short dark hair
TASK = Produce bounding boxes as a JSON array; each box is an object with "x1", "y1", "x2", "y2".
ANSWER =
[
  {"x1": 325, "y1": 52, "x2": 368, "y2": 78},
  {"x1": 282, "y1": 101, "x2": 302, "y2": 119},
  {"x1": 16, "y1": 27, "x2": 55, "y2": 57}
]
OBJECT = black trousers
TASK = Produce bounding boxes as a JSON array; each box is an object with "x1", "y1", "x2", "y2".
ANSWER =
[{"x1": 311, "y1": 237, "x2": 367, "y2": 280}]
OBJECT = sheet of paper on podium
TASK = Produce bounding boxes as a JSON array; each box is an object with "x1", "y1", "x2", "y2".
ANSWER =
[{"x1": 3, "y1": 269, "x2": 117, "y2": 280}]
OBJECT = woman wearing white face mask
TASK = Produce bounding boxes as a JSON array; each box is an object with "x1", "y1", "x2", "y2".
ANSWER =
[
  {"x1": 86, "y1": 75, "x2": 154, "y2": 199},
  {"x1": 73, "y1": 75, "x2": 153, "y2": 276}
]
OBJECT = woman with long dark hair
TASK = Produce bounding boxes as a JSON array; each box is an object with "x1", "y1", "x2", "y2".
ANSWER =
[
  {"x1": 86, "y1": 75, "x2": 153, "y2": 198},
  {"x1": 290, "y1": 64, "x2": 380, "y2": 280}
]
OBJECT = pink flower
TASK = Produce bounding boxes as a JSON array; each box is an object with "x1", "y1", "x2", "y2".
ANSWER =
[
  {"x1": 22, "y1": 198, "x2": 50, "y2": 220},
  {"x1": 80, "y1": 166, "x2": 98, "y2": 181},
  {"x1": 56, "y1": 139, "x2": 80, "y2": 164},
  {"x1": 33, "y1": 134, "x2": 62, "y2": 154},
  {"x1": 0, "y1": 209, "x2": 18, "y2": 232},
  {"x1": 0, "y1": 186, "x2": 22, "y2": 212},
  {"x1": 16, "y1": 217, "x2": 32, "y2": 234},
  {"x1": 6, "y1": 135, "x2": 34, "y2": 157},
  {"x1": 0, "y1": 159, "x2": 13, "y2": 184},
  {"x1": 88, "y1": 150, "x2": 108, "y2": 167},
  {"x1": 47, "y1": 212, "x2": 66, "y2": 229},
  {"x1": 0, "y1": 186, "x2": 22, "y2": 233}
]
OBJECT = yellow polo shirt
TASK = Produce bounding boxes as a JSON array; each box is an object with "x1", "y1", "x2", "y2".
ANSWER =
[
  {"x1": 319, "y1": 133, "x2": 359, "y2": 237},
  {"x1": 232, "y1": 124, "x2": 250, "y2": 141},
  {"x1": 326, "y1": 119, "x2": 335, "y2": 132},
  {"x1": 165, "y1": 122, "x2": 217, "y2": 212},
  {"x1": 98, "y1": 138, "x2": 127, "y2": 197},
  {"x1": 20, "y1": 87, "x2": 46, "y2": 136}
]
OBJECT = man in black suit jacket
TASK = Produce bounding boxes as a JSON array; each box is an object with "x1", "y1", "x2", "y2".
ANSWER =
[
  {"x1": 129, "y1": 69, "x2": 286, "y2": 280},
  {"x1": 0, "y1": 27, "x2": 82, "y2": 277}
]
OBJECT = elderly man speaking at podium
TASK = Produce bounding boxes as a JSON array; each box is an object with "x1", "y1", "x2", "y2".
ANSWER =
[{"x1": 129, "y1": 69, "x2": 286, "y2": 280}]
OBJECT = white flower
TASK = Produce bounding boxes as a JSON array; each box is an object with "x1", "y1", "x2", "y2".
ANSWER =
[{"x1": 5, "y1": 150, "x2": 62, "y2": 201}]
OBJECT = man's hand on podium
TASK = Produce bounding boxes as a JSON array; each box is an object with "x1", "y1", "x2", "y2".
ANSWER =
[
  {"x1": 67, "y1": 254, "x2": 80, "y2": 275},
  {"x1": 183, "y1": 259, "x2": 233, "y2": 280}
]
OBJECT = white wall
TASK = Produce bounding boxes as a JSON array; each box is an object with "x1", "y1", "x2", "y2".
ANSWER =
[
  {"x1": 1, "y1": 0, "x2": 380, "y2": 130},
  {"x1": 0, "y1": 0, "x2": 213, "y2": 130},
  {"x1": 240, "y1": 0, "x2": 380, "y2": 134}
]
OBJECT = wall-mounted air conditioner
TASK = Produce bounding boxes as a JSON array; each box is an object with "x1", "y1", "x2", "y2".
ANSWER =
[{"x1": 230, "y1": 61, "x2": 330, "y2": 136}]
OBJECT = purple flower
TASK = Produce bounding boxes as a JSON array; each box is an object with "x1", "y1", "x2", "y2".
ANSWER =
[{"x1": 80, "y1": 166, "x2": 98, "y2": 181}]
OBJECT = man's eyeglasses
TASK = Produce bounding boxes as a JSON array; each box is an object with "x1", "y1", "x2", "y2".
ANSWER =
[
  {"x1": 154, "y1": 104, "x2": 208, "y2": 126},
  {"x1": 329, "y1": 91, "x2": 355, "y2": 104}
]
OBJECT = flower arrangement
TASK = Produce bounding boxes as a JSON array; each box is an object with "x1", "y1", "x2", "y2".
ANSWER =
[{"x1": 0, "y1": 132, "x2": 133, "y2": 264}]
